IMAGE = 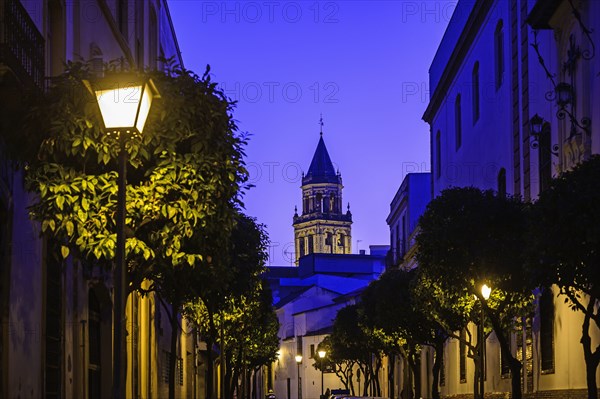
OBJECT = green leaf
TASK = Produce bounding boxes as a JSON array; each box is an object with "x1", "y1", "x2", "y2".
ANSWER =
[
  {"x1": 66, "y1": 221, "x2": 74, "y2": 236},
  {"x1": 61, "y1": 245, "x2": 70, "y2": 259},
  {"x1": 56, "y1": 196, "x2": 65, "y2": 210}
]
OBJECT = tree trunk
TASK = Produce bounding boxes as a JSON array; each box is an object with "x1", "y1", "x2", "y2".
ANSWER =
[
  {"x1": 472, "y1": 358, "x2": 479, "y2": 399},
  {"x1": 206, "y1": 306, "x2": 217, "y2": 399},
  {"x1": 252, "y1": 367, "x2": 259, "y2": 399},
  {"x1": 487, "y1": 309, "x2": 522, "y2": 399},
  {"x1": 374, "y1": 357, "x2": 382, "y2": 397},
  {"x1": 431, "y1": 340, "x2": 444, "y2": 399},
  {"x1": 407, "y1": 351, "x2": 420, "y2": 399},
  {"x1": 389, "y1": 354, "x2": 395, "y2": 399},
  {"x1": 168, "y1": 301, "x2": 180, "y2": 399},
  {"x1": 581, "y1": 304, "x2": 600, "y2": 399}
]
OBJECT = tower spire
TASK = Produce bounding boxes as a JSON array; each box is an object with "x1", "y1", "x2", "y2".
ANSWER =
[{"x1": 319, "y1": 113, "x2": 324, "y2": 136}]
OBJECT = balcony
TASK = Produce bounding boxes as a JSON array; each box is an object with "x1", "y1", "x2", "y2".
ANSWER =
[
  {"x1": 0, "y1": 0, "x2": 44, "y2": 91},
  {"x1": 293, "y1": 211, "x2": 352, "y2": 225}
]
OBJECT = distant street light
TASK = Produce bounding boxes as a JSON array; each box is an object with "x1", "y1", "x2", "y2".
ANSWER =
[
  {"x1": 85, "y1": 73, "x2": 159, "y2": 399},
  {"x1": 479, "y1": 283, "x2": 491, "y2": 399},
  {"x1": 318, "y1": 350, "x2": 327, "y2": 398},
  {"x1": 295, "y1": 354, "x2": 303, "y2": 399}
]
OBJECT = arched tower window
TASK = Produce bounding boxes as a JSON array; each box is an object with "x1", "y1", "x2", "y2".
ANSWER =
[
  {"x1": 495, "y1": 20, "x2": 504, "y2": 89},
  {"x1": 472, "y1": 61, "x2": 480, "y2": 123},
  {"x1": 323, "y1": 193, "x2": 330, "y2": 213},
  {"x1": 316, "y1": 193, "x2": 322, "y2": 212},
  {"x1": 299, "y1": 237, "x2": 305, "y2": 257},
  {"x1": 455, "y1": 94, "x2": 462, "y2": 150}
]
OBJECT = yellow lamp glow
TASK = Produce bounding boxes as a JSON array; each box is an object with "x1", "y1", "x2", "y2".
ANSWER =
[
  {"x1": 318, "y1": 350, "x2": 326, "y2": 359},
  {"x1": 481, "y1": 284, "x2": 491, "y2": 300},
  {"x1": 295, "y1": 354, "x2": 303, "y2": 363},
  {"x1": 85, "y1": 73, "x2": 159, "y2": 134}
]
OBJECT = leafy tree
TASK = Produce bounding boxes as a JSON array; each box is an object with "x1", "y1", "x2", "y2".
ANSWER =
[
  {"x1": 529, "y1": 155, "x2": 600, "y2": 399},
  {"x1": 362, "y1": 269, "x2": 448, "y2": 399},
  {"x1": 187, "y1": 283, "x2": 279, "y2": 399},
  {"x1": 327, "y1": 305, "x2": 386, "y2": 397},
  {"x1": 315, "y1": 336, "x2": 356, "y2": 394},
  {"x1": 416, "y1": 187, "x2": 534, "y2": 399},
  {"x1": 15, "y1": 61, "x2": 249, "y2": 399},
  {"x1": 185, "y1": 212, "x2": 272, "y2": 399}
]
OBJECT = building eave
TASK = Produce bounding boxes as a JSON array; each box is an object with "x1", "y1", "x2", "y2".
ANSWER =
[{"x1": 422, "y1": 0, "x2": 493, "y2": 124}]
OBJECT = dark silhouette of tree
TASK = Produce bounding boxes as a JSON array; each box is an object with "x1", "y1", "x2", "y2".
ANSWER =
[
  {"x1": 185, "y1": 213, "x2": 273, "y2": 399},
  {"x1": 416, "y1": 187, "x2": 534, "y2": 399},
  {"x1": 327, "y1": 305, "x2": 385, "y2": 397},
  {"x1": 362, "y1": 268, "x2": 448, "y2": 399},
  {"x1": 529, "y1": 155, "x2": 600, "y2": 399}
]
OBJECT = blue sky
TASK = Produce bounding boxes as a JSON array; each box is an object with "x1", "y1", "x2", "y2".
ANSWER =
[{"x1": 168, "y1": 1, "x2": 454, "y2": 265}]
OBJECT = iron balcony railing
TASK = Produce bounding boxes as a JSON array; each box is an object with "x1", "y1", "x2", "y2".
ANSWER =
[{"x1": 0, "y1": 0, "x2": 44, "y2": 90}]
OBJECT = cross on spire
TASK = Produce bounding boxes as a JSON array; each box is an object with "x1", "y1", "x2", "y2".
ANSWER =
[{"x1": 319, "y1": 114, "x2": 324, "y2": 136}]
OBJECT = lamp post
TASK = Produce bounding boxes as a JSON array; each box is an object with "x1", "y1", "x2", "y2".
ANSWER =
[
  {"x1": 318, "y1": 350, "x2": 326, "y2": 398},
  {"x1": 479, "y1": 284, "x2": 491, "y2": 399},
  {"x1": 86, "y1": 73, "x2": 159, "y2": 399},
  {"x1": 295, "y1": 355, "x2": 303, "y2": 399}
]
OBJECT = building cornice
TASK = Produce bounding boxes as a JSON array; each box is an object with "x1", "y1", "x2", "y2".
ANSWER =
[{"x1": 422, "y1": 0, "x2": 493, "y2": 124}]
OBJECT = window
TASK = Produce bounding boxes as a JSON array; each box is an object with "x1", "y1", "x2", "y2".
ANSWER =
[
  {"x1": 436, "y1": 130, "x2": 442, "y2": 179},
  {"x1": 438, "y1": 349, "x2": 446, "y2": 386},
  {"x1": 455, "y1": 94, "x2": 462, "y2": 149},
  {"x1": 540, "y1": 288, "x2": 555, "y2": 373},
  {"x1": 495, "y1": 20, "x2": 504, "y2": 89},
  {"x1": 45, "y1": 241, "x2": 62, "y2": 399},
  {"x1": 538, "y1": 122, "x2": 552, "y2": 192},
  {"x1": 497, "y1": 168, "x2": 506, "y2": 197},
  {"x1": 162, "y1": 351, "x2": 171, "y2": 384},
  {"x1": 148, "y1": 6, "x2": 157, "y2": 69},
  {"x1": 117, "y1": 0, "x2": 128, "y2": 37},
  {"x1": 310, "y1": 344, "x2": 315, "y2": 358},
  {"x1": 401, "y1": 215, "x2": 407, "y2": 255},
  {"x1": 472, "y1": 62, "x2": 480, "y2": 123},
  {"x1": 299, "y1": 237, "x2": 305, "y2": 257},
  {"x1": 177, "y1": 357, "x2": 184, "y2": 385},
  {"x1": 308, "y1": 235, "x2": 314, "y2": 254},
  {"x1": 459, "y1": 329, "x2": 467, "y2": 383},
  {"x1": 89, "y1": 293, "x2": 102, "y2": 398}
]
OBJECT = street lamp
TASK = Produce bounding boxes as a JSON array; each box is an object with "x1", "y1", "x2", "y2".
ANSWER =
[
  {"x1": 86, "y1": 73, "x2": 159, "y2": 399},
  {"x1": 479, "y1": 284, "x2": 491, "y2": 399},
  {"x1": 318, "y1": 350, "x2": 327, "y2": 398},
  {"x1": 295, "y1": 355, "x2": 303, "y2": 399}
]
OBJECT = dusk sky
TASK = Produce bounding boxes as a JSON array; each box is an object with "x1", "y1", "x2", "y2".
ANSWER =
[{"x1": 168, "y1": 1, "x2": 455, "y2": 265}]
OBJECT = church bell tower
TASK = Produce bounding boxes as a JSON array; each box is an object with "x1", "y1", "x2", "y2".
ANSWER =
[{"x1": 293, "y1": 118, "x2": 352, "y2": 265}]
